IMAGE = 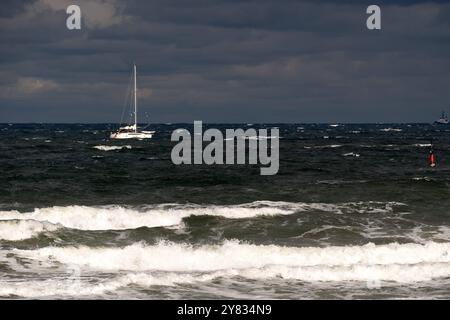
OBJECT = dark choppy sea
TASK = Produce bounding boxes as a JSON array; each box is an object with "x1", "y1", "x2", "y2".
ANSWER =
[{"x1": 1, "y1": 123, "x2": 450, "y2": 299}]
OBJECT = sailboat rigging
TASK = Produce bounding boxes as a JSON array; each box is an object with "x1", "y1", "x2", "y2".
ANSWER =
[{"x1": 110, "y1": 64, "x2": 155, "y2": 139}]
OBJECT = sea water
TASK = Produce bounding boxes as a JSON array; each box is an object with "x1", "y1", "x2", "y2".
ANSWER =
[{"x1": 0, "y1": 123, "x2": 449, "y2": 299}]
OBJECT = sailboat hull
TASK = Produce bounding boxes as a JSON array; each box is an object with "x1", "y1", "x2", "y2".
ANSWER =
[{"x1": 110, "y1": 131, "x2": 154, "y2": 139}]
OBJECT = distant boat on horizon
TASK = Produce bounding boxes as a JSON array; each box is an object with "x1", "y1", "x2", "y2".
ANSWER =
[
  {"x1": 110, "y1": 64, "x2": 155, "y2": 139},
  {"x1": 434, "y1": 111, "x2": 449, "y2": 125}
]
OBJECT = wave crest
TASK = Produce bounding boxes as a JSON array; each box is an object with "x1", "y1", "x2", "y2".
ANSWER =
[
  {"x1": 0, "y1": 220, "x2": 59, "y2": 241},
  {"x1": 93, "y1": 145, "x2": 131, "y2": 151},
  {"x1": 0, "y1": 201, "x2": 404, "y2": 233},
  {"x1": 11, "y1": 240, "x2": 450, "y2": 283}
]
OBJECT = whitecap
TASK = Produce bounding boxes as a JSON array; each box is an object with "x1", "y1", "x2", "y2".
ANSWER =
[
  {"x1": 93, "y1": 145, "x2": 132, "y2": 151},
  {"x1": 0, "y1": 201, "x2": 404, "y2": 231},
  {"x1": 414, "y1": 143, "x2": 432, "y2": 147},
  {"x1": 380, "y1": 128, "x2": 403, "y2": 132},
  {"x1": 0, "y1": 220, "x2": 59, "y2": 241},
  {"x1": 12, "y1": 240, "x2": 450, "y2": 283},
  {"x1": 342, "y1": 152, "x2": 360, "y2": 157}
]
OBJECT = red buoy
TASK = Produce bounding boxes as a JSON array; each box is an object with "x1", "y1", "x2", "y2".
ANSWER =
[{"x1": 429, "y1": 151, "x2": 436, "y2": 167}]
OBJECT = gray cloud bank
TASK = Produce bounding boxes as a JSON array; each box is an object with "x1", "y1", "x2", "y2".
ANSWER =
[{"x1": 0, "y1": 0, "x2": 449, "y2": 123}]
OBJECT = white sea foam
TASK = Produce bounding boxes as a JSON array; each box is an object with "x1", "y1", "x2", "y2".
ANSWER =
[
  {"x1": 307, "y1": 144, "x2": 343, "y2": 149},
  {"x1": 412, "y1": 177, "x2": 433, "y2": 182},
  {"x1": 324, "y1": 144, "x2": 342, "y2": 148},
  {"x1": 0, "y1": 201, "x2": 403, "y2": 232},
  {"x1": 0, "y1": 271, "x2": 241, "y2": 298},
  {"x1": 0, "y1": 220, "x2": 59, "y2": 241},
  {"x1": 0, "y1": 202, "x2": 300, "y2": 231},
  {"x1": 432, "y1": 226, "x2": 450, "y2": 242},
  {"x1": 1, "y1": 262, "x2": 450, "y2": 299},
  {"x1": 379, "y1": 128, "x2": 403, "y2": 132},
  {"x1": 246, "y1": 136, "x2": 279, "y2": 140},
  {"x1": 342, "y1": 152, "x2": 360, "y2": 157},
  {"x1": 12, "y1": 241, "x2": 450, "y2": 283},
  {"x1": 414, "y1": 143, "x2": 432, "y2": 147},
  {"x1": 224, "y1": 136, "x2": 279, "y2": 141},
  {"x1": 93, "y1": 145, "x2": 132, "y2": 151},
  {"x1": 0, "y1": 277, "x2": 124, "y2": 298}
]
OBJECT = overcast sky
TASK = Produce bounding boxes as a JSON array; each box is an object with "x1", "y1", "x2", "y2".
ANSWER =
[{"x1": 0, "y1": 0, "x2": 449, "y2": 123}]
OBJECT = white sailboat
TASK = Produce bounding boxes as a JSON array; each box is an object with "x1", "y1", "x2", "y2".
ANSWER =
[{"x1": 110, "y1": 64, "x2": 155, "y2": 139}]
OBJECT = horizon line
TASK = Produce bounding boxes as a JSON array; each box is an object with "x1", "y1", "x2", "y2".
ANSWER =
[{"x1": 0, "y1": 122, "x2": 436, "y2": 125}]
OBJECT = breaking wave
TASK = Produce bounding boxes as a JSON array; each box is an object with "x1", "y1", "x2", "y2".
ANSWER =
[
  {"x1": 9, "y1": 240, "x2": 450, "y2": 285},
  {"x1": 0, "y1": 201, "x2": 404, "y2": 233},
  {"x1": 0, "y1": 220, "x2": 59, "y2": 241}
]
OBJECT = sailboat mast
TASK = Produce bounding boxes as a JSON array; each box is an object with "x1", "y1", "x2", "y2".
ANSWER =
[{"x1": 134, "y1": 64, "x2": 137, "y2": 132}]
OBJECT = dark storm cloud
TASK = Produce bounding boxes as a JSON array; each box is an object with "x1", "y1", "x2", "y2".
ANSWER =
[
  {"x1": 0, "y1": 0, "x2": 34, "y2": 17},
  {"x1": 0, "y1": 0, "x2": 449, "y2": 123}
]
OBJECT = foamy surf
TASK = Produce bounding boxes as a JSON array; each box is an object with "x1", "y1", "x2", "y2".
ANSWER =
[
  {"x1": 0, "y1": 202, "x2": 296, "y2": 232},
  {"x1": 0, "y1": 271, "x2": 257, "y2": 298},
  {"x1": 2, "y1": 264, "x2": 450, "y2": 298},
  {"x1": 0, "y1": 220, "x2": 59, "y2": 241},
  {"x1": 10, "y1": 240, "x2": 450, "y2": 284},
  {"x1": 0, "y1": 201, "x2": 404, "y2": 232}
]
